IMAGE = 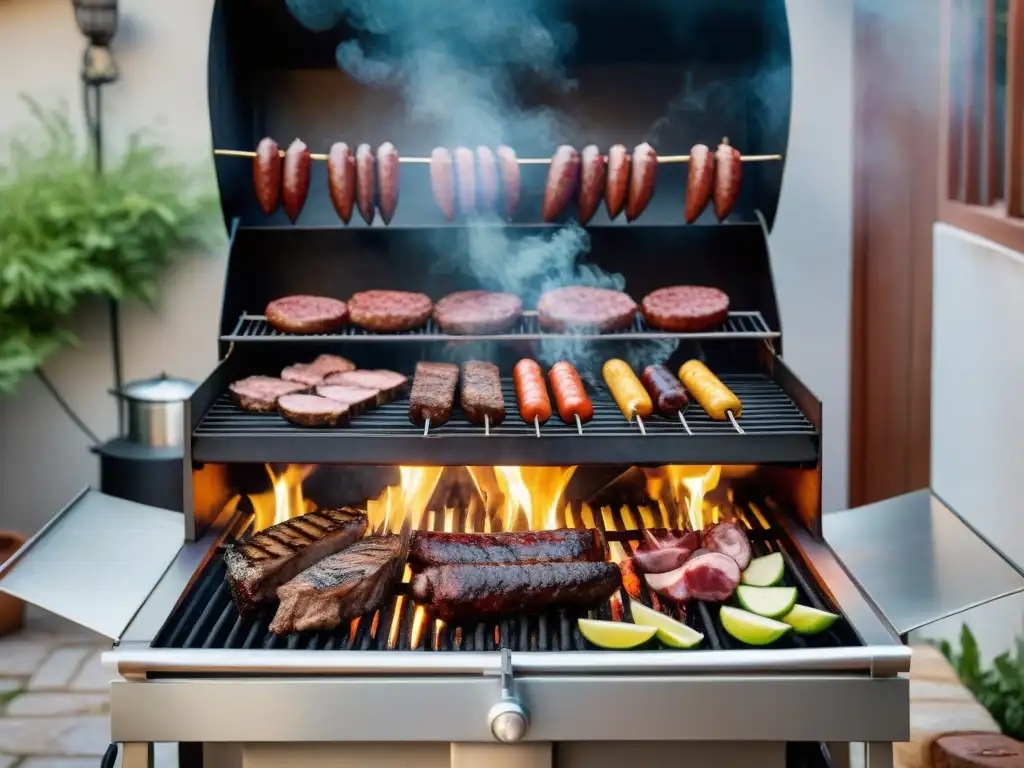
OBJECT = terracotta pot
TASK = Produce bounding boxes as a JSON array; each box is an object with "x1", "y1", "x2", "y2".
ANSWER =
[{"x1": 0, "y1": 530, "x2": 27, "y2": 637}]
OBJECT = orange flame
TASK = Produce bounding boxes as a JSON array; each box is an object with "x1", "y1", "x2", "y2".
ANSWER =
[{"x1": 249, "y1": 464, "x2": 318, "y2": 531}]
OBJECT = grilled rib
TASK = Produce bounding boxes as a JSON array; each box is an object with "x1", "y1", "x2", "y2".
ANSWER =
[
  {"x1": 409, "y1": 529, "x2": 604, "y2": 568},
  {"x1": 224, "y1": 508, "x2": 367, "y2": 615}
]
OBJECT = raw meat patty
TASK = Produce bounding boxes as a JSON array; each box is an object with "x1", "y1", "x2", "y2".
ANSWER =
[
  {"x1": 281, "y1": 354, "x2": 356, "y2": 387},
  {"x1": 433, "y1": 290, "x2": 523, "y2": 334},
  {"x1": 230, "y1": 376, "x2": 310, "y2": 413},
  {"x1": 537, "y1": 286, "x2": 638, "y2": 332},
  {"x1": 278, "y1": 394, "x2": 350, "y2": 428},
  {"x1": 265, "y1": 295, "x2": 348, "y2": 335},
  {"x1": 640, "y1": 286, "x2": 730, "y2": 332},
  {"x1": 347, "y1": 290, "x2": 433, "y2": 332}
]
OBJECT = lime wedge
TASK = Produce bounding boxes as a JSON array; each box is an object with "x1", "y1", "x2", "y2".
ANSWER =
[
  {"x1": 629, "y1": 601, "x2": 704, "y2": 649},
  {"x1": 578, "y1": 619, "x2": 657, "y2": 649},
  {"x1": 741, "y1": 552, "x2": 785, "y2": 586},
  {"x1": 720, "y1": 606, "x2": 791, "y2": 646},
  {"x1": 780, "y1": 604, "x2": 840, "y2": 635},
  {"x1": 735, "y1": 585, "x2": 798, "y2": 618}
]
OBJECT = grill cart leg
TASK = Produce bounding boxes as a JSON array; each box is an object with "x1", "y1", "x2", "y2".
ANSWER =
[
  {"x1": 826, "y1": 742, "x2": 851, "y2": 768},
  {"x1": 866, "y1": 743, "x2": 894, "y2": 768},
  {"x1": 121, "y1": 742, "x2": 153, "y2": 768}
]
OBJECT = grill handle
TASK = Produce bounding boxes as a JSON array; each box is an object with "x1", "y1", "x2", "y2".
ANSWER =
[{"x1": 488, "y1": 648, "x2": 530, "y2": 743}]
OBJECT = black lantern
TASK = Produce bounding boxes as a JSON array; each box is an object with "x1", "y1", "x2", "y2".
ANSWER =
[{"x1": 71, "y1": 0, "x2": 119, "y2": 85}]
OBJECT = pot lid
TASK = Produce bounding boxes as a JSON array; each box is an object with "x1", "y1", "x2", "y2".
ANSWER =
[{"x1": 119, "y1": 373, "x2": 196, "y2": 402}]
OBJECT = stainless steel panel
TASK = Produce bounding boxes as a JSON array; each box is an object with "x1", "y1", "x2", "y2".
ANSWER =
[
  {"x1": 241, "y1": 745, "x2": 449, "y2": 768},
  {"x1": 824, "y1": 489, "x2": 1024, "y2": 635},
  {"x1": 557, "y1": 743, "x2": 785, "y2": 768},
  {"x1": 108, "y1": 675, "x2": 908, "y2": 743},
  {"x1": 0, "y1": 489, "x2": 183, "y2": 640}
]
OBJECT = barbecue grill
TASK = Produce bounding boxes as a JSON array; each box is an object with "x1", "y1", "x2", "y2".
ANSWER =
[{"x1": 4, "y1": 1, "x2": 1024, "y2": 767}]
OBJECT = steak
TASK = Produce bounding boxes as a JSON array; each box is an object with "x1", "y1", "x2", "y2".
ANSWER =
[
  {"x1": 409, "y1": 529, "x2": 604, "y2": 568},
  {"x1": 270, "y1": 535, "x2": 404, "y2": 634},
  {"x1": 230, "y1": 376, "x2": 309, "y2": 413},
  {"x1": 281, "y1": 354, "x2": 356, "y2": 387},
  {"x1": 277, "y1": 394, "x2": 350, "y2": 428},
  {"x1": 537, "y1": 286, "x2": 638, "y2": 332},
  {"x1": 408, "y1": 361, "x2": 459, "y2": 427},
  {"x1": 315, "y1": 384, "x2": 380, "y2": 413},
  {"x1": 265, "y1": 295, "x2": 348, "y2": 335},
  {"x1": 640, "y1": 285, "x2": 730, "y2": 332},
  {"x1": 460, "y1": 360, "x2": 505, "y2": 426},
  {"x1": 224, "y1": 508, "x2": 367, "y2": 615},
  {"x1": 432, "y1": 290, "x2": 523, "y2": 334},
  {"x1": 702, "y1": 520, "x2": 752, "y2": 570},
  {"x1": 347, "y1": 290, "x2": 433, "y2": 333},
  {"x1": 323, "y1": 370, "x2": 408, "y2": 401}
]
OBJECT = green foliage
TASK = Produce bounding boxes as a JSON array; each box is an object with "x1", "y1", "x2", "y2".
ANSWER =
[
  {"x1": 0, "y1": 97, "x2": 220, "y2": 395},
  {"x1": 936, "y1": 624, "x2": 1024, "y2": 740}
]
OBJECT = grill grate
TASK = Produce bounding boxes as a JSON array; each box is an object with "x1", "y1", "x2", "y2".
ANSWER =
[
  {"x1": 191, "y1": 374, "x2": 819, "y2": 464},
  {"x1": 223, "y1": 310, "x2": 778, "y2": 343},
  {"x1": 153, "y1": 511, "x2": 860, "y2": 654}
]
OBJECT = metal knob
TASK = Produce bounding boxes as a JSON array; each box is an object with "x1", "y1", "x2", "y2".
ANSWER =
[{"x1": 488, "y1": 699, "x2": 530, "y2": 743}]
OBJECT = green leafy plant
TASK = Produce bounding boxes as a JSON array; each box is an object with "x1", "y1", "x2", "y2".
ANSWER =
[
  {"x1": 0, "y1": 97, "x2": 220, "y2": 394},
  {"x1": 937, "y1": 624, "x2": 1024, "y2": 739}
]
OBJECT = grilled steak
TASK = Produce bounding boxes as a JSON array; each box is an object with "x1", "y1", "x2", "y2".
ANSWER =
[
  {"x1": 409, "y1": 361, "x2": 459, "y2": 427},
  {"x1": 410, "y1": 561, "x2": 622, "y2": 622},
  {"x1": 281, "y1": 354, "x2": 356, "y2": 387},
  {"x1": 265, "y1": 295, "x2": 348, "y2": 335},
  {"x1": 225, "y1": 508, "x2": 367, "y2": 615},
  {"x1": 702, "y1": 520, "x2": 752, "y2": 570},
  {"x1": 270, "y1": 535, "x2": 404, "y2": 635},
  {"x1": 640, "y1": 286, "x2": 730, "y2": 333},
  {"x1": 537, "y1": 286, "x2": 638, "y2": 333},
  {"x1": 347, "y1": 290, "x2": 433, "y2": 333},
  {"x1": 460, "y1": 360, "x2": 505, "y2": 426},
  {"x1": 315, "y1": 384, "x2": 380, "y2": 413},
  {"x1": 230, "y1": 376, "x2": 309, "y2": 413},
  {"x1": 409, "y1": 529, "x2": 604, "y2": 568},
  {"x1": 323, "y1": 369, "x2": 408, "y2": 401},
  {"x1": 277, "y1": 394, "x2": 350, "y2": 428}
]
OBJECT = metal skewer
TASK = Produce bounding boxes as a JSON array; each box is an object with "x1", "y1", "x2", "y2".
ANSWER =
[
  {"x1": 634, "y1": 413, "x2": 647, "y2": 436},
  {"x1": 574, "y1": 413, "x2": 583, "y2": 435},
  {"x1": 485, "y1": 415, "x2": 490, "y2": 436},
  {"x1": 727, "y1": 411, "x2": 745, "y2": 434},
  {"x1": 533, "y1": 416, "x2": 541, "y2": 438},
  {"x1": 422, "y1": 418, "x2": 430, "y2": 437},
  {"x1": 678, "y1": 411, "x2": 692, "y2": 435}
]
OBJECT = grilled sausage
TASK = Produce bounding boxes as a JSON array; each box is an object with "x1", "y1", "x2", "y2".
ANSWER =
[
  {"x1": 453, "y1": 147, "x2": 476, "y2": 216},
  {"x1": 281, "y1": 139, "x2": 311, "y2": 223},
  {"x1": 713, "y1": 138, "x2": 742, "y2": 221},
  {"x1": 542, "y1": 145, "x2": 580, "y2": 222},
  {"x1": 327, "y1": 142, "x2": 356, "y2": 224},
  {"x1": 376, "y1": 142, "x2": 400, "y2": 225},
  {"x1": 626, "y1": 142, "x2": 658, "y2": 222},
  {"x1": 476, "y1": 146, "x2": 499, "y2": 211},
  {"x1": 685, "y1": 144, "x2": 715, "y2": 224},
  {"x1": 677, "y1": 360, "x2": 742, "y2": 420},
  {"x1": 641, "y1": 364, "x2": 690, "y2": 416},
  {"x1": 355, "y1": 143, "x2": 375, "y2": 225},
  {"x1": 513, "y1": 358, "x2": 552, "y2": 425},
  {"x1": 496, "y1": 145, "x2": 520, "y2": 220},
  {"x1": 548, "y1": 361, "x2": 593, "y2": 425},
  {"x1": 409, "y1": 529, "x2": 604, "y2": 568},
  {"x1": 578, "y1": 144, "x2": 606, "y2": 225},
  {"x1": 460, "y1": 360, "x2": 505, "y2": 427},
  {"x1": 253, "y1": 137, "x2": 282, "y2": 215},
  {"x1": 605, "y1": 144, "x2": 630, "y2": 220},
  {"x1": 430, "y1": 147, "x2": 456, "y2": 221},
  {"x1": 603, "y1": 359, "x2": 653, "y2": 422}
]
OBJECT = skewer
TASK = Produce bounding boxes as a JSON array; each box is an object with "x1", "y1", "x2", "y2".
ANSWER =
[
  {"x1": 727, "y1": 411, "x2": 745, "y2": 435},
  {"x1": 533, "y1": 416, "x2": 541, "y2": 438},
  {"x1": 422, "y1": 418, "x2": 430, "y2": 437},
  {"x1": 634, "y1": 414, "x2": 647, "y2": 436},
  {"x1": 214, "y1": 148, "x2": 783, "y2": 165},
  {"x1": 678, "y1": 411, "x2": 692, "y2": 435},
  {"x1": 485, "y1": 415, "x2": 490, "y2": 436},
  {"x1": 574, "y1": 413, "x2": 583, "y2": 435}
]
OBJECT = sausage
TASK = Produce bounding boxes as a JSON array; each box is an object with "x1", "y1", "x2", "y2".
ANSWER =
[
  {"x1": 513, "y1": 359, "x2": 553, "y2": 424},
  {"x1": 685, "y1": 144, "x2": 715, "y2": 224},
  {"x1": 548, "y1": 361, "x2": 593, "y2": 425},
  {"x1": 542, "y1": 145, "x2": 580, "y2": 222},
  {"x1": 460, "y1": 360, "x2": 505, "y2": 426},
  {"x1": 476, "y1": 146, "x2": 499, "y2": 211},
  {"x1": 577, "y1": 144, "x2": 606, "y2": 225},
  {"x1": 677, "y1": 359, "x2": 742, "y2": 420},
  {"x1": 496, "y1": 145, "x2": 520, "y2": 220},
  {"x1": 355, "y1": 143, "x2": 375, "y2": 225},
  {"x1": 280, "y1": 139, "x2": 311, "y2": 223},
  {"x1": 409, "y1": 529, "x2": 604, "y2": 568},
  {"x1": 253, "y1": 137, "x2": 282, "y2": 215},
  {"x1": 605, "y1": 144, "x2": 630, "y2": 220},
  {"x1": 453, "y1": 146, "x2": 476, "y2": 215},
  {"x1": 641, "y1": 364, "x2": 690, "y2": 415},
  {"x1": 626, "y1": 142, "x2": 658, "y2": 222},
  {"x1": 430, "y1": 147, "x2": 455, "y2": 221},
  {"x1": 327, "y1": 142, "x2": 356, "y2": 224},
  {"x1": 376, "y1": 142, "x2": 400, "y2": 225},
  {"x1": 602, "y1": 359, "x2": 653, "y2": 422},
  {"x1": 713, "y1": 138, "x2": 742, "y2": 221}
]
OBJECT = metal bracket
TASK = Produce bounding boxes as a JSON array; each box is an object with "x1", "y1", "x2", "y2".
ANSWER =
[{"x1": 487, "y1": 649, "x2": 530, "y2": 743}]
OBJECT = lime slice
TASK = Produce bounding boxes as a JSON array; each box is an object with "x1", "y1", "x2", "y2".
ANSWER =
[
  {"x1": 780, "y1": 604, "x2": 840, "y2": 635},
  {"x1": 735, "y1": 585, "x2": 798, "y2": 618},
  {"x1": 629, "y1": 601, "x2": 704, "y2": 649},
  {"x1": 741, "y1": 552, "x2": 785, "y2": 587},
  {"x1": 720, "y1": 606, "x2": 791, "y2": 646},
  {"x1": 578, "y1": 618, "x2": 657, "y2": 649}
]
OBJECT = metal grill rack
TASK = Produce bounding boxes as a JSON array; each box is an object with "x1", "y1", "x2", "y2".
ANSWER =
[
  {"x1": 192, "y1": 374, "x2": 819, "y2": 464},
  {"x1": 223, "y1": 310, "x2": 778, "y2": 343},
  {"x1": 152, "y1": 511, "x2": 860, "y2": 655}
]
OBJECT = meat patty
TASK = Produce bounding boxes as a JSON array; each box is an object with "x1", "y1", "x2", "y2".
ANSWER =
[
  {"x1": 432, "y1": 290, "x2": 523, "y2": 335},
  {"x1": 277, "y1": 394, "x2": 350, "y2": 428},
  {"x1": 347, "y1": 290, "x2": 433, "y2": 333},
  {"x1": 281, "y1": 354, "x2": 356, "y2": 387},
  {"x1": 265, "y1": 295, "x2": 348, "y2": 335},
  {"x1": 537, "y1": 286, "x2": 638, "y2": 333},
  {"x1": 230, "y1": 376, "x2": 309, "y2": 413},
  {"x1": 640, "y1": 286, "x2": 730, "y2": 332},
  {"x1": 323, "y1": 370, "x2": 408, "y2": 401}
]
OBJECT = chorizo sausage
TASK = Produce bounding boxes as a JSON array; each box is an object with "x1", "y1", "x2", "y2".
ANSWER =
[
  {"x1": 713, "y1": 138, "x2": 742, "y2": 221},
  {"x1": 253, "y1": 137, "x2": 282, "y2": 215},
  {"x1": 685, "y1": 144, "x2": 715, "y2": 224},
  {"x1": 496, "y1": 145, "x2": 520, "y2": 220},
  {"x1": 476, "y1": 146, "x2": 499, "y2": 211},
  {"x1": 430, "y1": 147, "x2": 456, "y2": 221},
  {"x1": 548, "y1": 361, "x2": 593, "y2": 425},
  {"x1": 355, "y1": 143, "x2": 375, "y2": 225},
  {"x1": 605, "y1": 144, "x2": 630, "y2": 220},
  {"x1": 641, "y1": 364, "x2": 689, "y2": 415},
  {"x1": 454, "y1": 147, "x2": 476, "y2": 215},
  {"x1": 602, "y1": 359, "x2": 653, "y2": 421},
  {"x1": 625, "y1": 142, "x2": 657, "y2": 222},
  {"x1": 376, "y1": 142, "x2": 400, "y2": 225},
  {"x1": 542, "y1": 145, "x2": 580, "y2": 222},
  {"x1": 281, "y1": 139, "x2": 311, "y2": 223},
  {"x1": 327, "y1": 142, "x2": 356, "y2": 224},
  {"x1": 513, "y1": 359, "x2": 552, "y2": 425},
  {"x1": 677, "y1": 360, "x2": 742, "y2": 420},
  {"x1": 577, "y1": 144, "x2": 606, "y2": 225}
]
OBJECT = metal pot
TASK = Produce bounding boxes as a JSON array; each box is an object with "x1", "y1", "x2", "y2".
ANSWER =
[{"x1": 117, "y1": 374, "x2": 197, "y2": 448}]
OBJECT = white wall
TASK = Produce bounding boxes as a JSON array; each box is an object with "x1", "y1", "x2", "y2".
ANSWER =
[{"x1": 0, "y1": 0, "x2": 854, "y2": 534}]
